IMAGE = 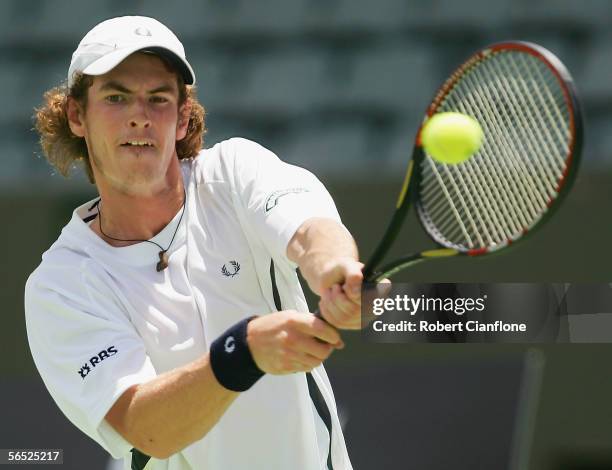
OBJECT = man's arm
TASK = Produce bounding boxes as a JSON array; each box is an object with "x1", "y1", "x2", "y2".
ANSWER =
[
  {"x1": 287, "y1": 217, "x2": 363, "y2": 329},
  {"x1": 106, "y1": 353, "x2": 236, "y2": 459},
  {"x1": 105, "y1": 311, "x2": 342, "y2": 459}
]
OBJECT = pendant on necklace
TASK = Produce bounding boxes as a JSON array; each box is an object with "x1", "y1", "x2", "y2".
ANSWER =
[{"x1": 156, "y1": 251, "x2": 169, "y2": 272}]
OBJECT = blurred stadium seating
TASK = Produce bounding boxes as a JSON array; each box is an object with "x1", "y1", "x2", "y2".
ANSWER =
[{"x1": 1, "y1": 0, "x2": 610, "y2": 188}]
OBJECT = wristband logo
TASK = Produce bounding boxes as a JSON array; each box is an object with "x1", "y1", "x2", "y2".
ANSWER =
[
  {"x1": 224, "y1": 336, "x2": 236, "y2": 353},
  {"x1": 78, "y1": 345, "x2": 118, "y2": 379}
]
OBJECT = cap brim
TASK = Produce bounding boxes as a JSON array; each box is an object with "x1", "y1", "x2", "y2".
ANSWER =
[{"x1": 82, "y1": 44, "x2": 195, "y2": 85}]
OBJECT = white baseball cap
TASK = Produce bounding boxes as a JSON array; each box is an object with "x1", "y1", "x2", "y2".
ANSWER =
[{"x1": 68, "y1": 16, "x2": 196, "y2": 87}]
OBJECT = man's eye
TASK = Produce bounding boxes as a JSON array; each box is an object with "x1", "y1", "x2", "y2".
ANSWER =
[
  {"x1": 105, "y1": 95, "x2": 124, "y2": 103},
  {"x1": 151, "y1": 96, "x2": 169, "y2": 103}
]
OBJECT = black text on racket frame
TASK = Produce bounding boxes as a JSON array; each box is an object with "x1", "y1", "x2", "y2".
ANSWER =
[{"x1": 362, "y1": 41, "x2": 583, "y2": 284}]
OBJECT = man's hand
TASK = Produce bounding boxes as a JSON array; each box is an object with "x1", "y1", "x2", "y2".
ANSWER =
[
  {"x1": 317, "y1": 257, "x2": 364, "y2": 330},
  {"x1": 288, "y1": 218, "x2": 365, "y2": 330},
  {"x1": 247, "y1": 311, "x2": 344, "y2": 374}
]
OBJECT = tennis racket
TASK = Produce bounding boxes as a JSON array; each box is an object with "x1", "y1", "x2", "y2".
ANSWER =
[{"x1": 321, "y1": 40, "x2": 582, "y2": 299}]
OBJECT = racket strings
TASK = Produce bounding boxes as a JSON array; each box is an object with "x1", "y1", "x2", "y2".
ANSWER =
[
  {"x1": 475, "y1": 63, "x2": 553, "y2": 205},
  {"x1": 449, "y1": 81, "x2": 534, "y2": 232},
  {"x1": 427, "y1": 163, "x2": 476, "y2": 246},
  {"x1": 428, "y1": 160, "x2": 499, "y2": 246},
  {"x1": 481, "y1": 55, "x2": 569, "y2": 198},
  {"x1": 436, "y1": 88, "x2": 528, "y2": 236},
  {"x1": 425, "y1": 67, "x2": 543, "y2": 230},
  {"x1": 515, "y1": 53, "x2": 570, "y2": 153},
  {"x1": 418, "y1": 49, "x2": 572, "y2": 252},
  {"x1": 523, "y1": 58, "x2": 571, "y2": 155},
  {"x1": 454, "y1": 101, "x2": 527, "y2": 235},
  {"x1": 425, "y1": 71, "x2": 542, "y2": 243},
  {"x1": 426, "y1": 86, "x2": 547, "y2": 248},
  {"x1": 496, "y1": 56, "x2": 567, "y2": 183}
]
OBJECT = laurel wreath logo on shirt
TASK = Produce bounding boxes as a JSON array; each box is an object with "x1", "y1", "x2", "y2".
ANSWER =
[
  {"x1": 264, "y1": 188, "x2": 309, "y2": 212},
  {"x1": 221, "y1": 260, "x2": 241, "y2": 277}
]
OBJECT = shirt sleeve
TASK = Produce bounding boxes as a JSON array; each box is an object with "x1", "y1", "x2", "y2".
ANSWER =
[
  {"x1": 228, "y1": 138, "x2": 343, "y2": 268},
  {"x1": 24, "y1": 266, "x2": 157, "y2": 459}
]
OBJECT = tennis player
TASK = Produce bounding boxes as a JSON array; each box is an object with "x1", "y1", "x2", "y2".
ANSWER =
[{"x1": 25, "y1": 16, "x2": 362, "y2": 470}]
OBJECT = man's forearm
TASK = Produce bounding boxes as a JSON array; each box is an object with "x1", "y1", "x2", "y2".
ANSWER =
[
  {"x1": 287, "y1": 217, "x2": 359, "y2": 294},
  {"x1": 106, "y1": 353, "x2": 238, "y2": 459}
]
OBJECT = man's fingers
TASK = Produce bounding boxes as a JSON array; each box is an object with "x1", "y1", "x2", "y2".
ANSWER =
[
  {"x1": 331, "y1": 284, "x2": 358, "y2": 313},
  {"x1": 363, "y1": 278, "x2": 393, "y2": 303},
  {"x1": 299, "y1": 353, "x2": 325, "y2": 370},
  {"x1": 298, "y1": 313, "x2": 344, "y2": 347},
  {"x1": 377, "y1": 278, "x2": 392, "y2": 295},
  {"x1": 283, "y1": 349, "x2": 327, "y2": 372},
  {"x1": 320, "y1": 285, "x2": 361, "y2": 329},
  {"x1": 293, "y1": 354, "x2": 323, "y2": 372},
  {"x1": 294, "y1": 335, "x2": 336, "y2": 360},
  {"x1": 249, "y1": 311, "x2": 346, "y2": 375},
  {"x1": 318, "y1": 289, "x2": 342, "y2": 326},
  {"x1": 320, "y1": 295, "x2": 350, "y2": 329},
  {"x1": 343, "y1": 263, "x2": 364, "y2": 302}
]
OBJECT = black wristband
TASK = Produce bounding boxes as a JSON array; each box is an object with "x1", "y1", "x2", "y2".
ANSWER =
[{"x1": 209, "y1": 316, "x2": 265, "y2": 392}]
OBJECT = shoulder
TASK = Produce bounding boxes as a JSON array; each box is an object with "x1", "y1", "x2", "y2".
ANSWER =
[
  {"x1": 24, "y1": 254, "x2": 128, "y2": 347},
  {"x1": 206, "y1": 137, "x2": 273, "y2": 158},
  {"x1": 25, "y1": 246, "x2": 106, "y2": 318},
  {"x1": 191, "y1": 137, "x2": 280, "y2": 186},
  {"x1": 26, "y1": 254, "x2": 83, "y2": 296}
]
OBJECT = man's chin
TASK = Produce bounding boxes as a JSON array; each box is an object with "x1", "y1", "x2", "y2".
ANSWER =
[{"x1": 119, "y1": 145, "x2": 157, "y2": 158}]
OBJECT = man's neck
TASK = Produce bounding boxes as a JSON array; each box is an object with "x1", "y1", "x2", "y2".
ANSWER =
[{"x1": 91, "y1": 166, "x2": 185, "y2": 246}]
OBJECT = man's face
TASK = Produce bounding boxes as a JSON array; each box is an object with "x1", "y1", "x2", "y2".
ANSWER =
[{"x1": 71, "y1": 52, "x2": 188, "y2": 194}]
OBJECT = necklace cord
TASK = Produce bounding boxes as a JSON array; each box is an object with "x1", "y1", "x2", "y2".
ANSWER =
[{"x1": 95, "y1": 190, "x2": 187, "y2": 260}]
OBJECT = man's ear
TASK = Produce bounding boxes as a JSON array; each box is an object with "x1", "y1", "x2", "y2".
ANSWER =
[
  {"x1": 66, "y1": 96, "x2": 86, "y2": 138},
  {"x1": 176, "y1": 100, "x2": 192, "y2": 142}
]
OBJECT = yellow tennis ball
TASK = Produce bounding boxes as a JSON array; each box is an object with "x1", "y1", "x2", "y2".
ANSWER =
[{"x1": 421, "y1": 112, "x2": 483, "y2": 164}]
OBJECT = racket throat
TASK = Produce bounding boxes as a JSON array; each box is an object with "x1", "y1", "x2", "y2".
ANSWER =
[{"x1": 372, "y1": 249, "x2": 459, "y2": 282}]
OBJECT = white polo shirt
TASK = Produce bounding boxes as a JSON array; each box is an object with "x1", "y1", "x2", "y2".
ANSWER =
[{"x1": 25, "y1": 138, "x2": 353, "y2": 470}]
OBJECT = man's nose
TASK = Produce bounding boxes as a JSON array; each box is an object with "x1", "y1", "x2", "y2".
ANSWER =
[{"x1": 129, "y1": 101, "x2": 151, "y2": 128}]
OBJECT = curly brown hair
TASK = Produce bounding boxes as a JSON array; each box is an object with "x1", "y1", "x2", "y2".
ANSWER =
[{"x1": 34, "y1": 63, "x2": 206, "y2": 184}]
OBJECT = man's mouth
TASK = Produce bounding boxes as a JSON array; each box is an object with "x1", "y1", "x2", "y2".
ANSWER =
[{"x1": 120, "y1": 140, "x2": 154, "y2": 147}]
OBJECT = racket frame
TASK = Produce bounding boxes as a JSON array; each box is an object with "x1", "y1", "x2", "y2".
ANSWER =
[{"x1": 364, "y1": 41, "x2": 583, "y2": 283}]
